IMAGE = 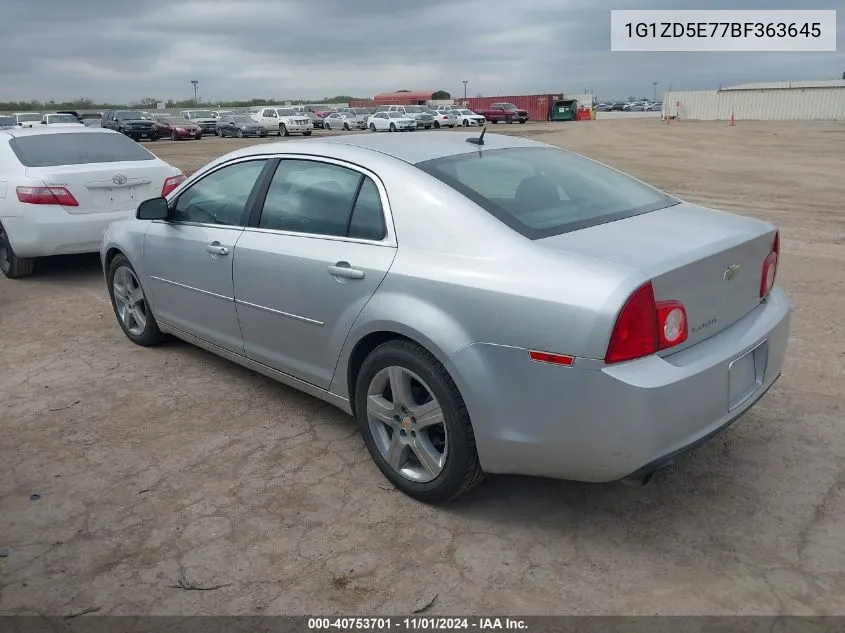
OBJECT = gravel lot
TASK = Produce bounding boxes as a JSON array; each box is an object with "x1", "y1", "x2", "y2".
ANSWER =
[{"x1": 1, "y1": 119, "x2": 844, "y2": 616}]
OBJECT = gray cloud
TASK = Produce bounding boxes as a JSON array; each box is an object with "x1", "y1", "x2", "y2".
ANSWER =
[{"x1": 0, "y1": 0, "x2": 842, "y2": 103}]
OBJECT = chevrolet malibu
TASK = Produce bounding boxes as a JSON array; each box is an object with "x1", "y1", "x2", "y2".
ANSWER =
[{"x1": 100, "y1": 131, "x2": 789, "y2": 502}]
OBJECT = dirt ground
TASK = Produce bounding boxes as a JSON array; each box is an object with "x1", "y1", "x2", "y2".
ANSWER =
[{"x1": 1, "y1": 119, "x2": 844, "y2": 616}]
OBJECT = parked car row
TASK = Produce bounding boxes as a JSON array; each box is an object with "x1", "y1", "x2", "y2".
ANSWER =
[
  {"x1": 0, "y1": 102, "x2": 499, "y2": 146},
  {"x1": 594, "y1": 101, "x2": 662, "y2": 112}
]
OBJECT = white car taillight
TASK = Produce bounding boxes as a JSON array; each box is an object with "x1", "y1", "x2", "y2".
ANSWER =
[{"x1": 161, "y1": 174, "x2": 186, "y2": 197}]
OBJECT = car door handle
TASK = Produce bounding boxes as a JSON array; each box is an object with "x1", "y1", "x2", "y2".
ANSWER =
[
  {"x1": 206, "y1": 242, "x2": 229, "y2": 256},
  {"x1": 328, "y1": 262, "x2": 364, "y2": 279}
]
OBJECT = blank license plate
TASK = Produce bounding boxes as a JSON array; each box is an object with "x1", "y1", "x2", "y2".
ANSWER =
[
  {"x1": 728, "y1": 341, "x2": 768, "y2": 411},
  {"x1": 91, "y1": 187, "x2": 139, "y2": 211}
]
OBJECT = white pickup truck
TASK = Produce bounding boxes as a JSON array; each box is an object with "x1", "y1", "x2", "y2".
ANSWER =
[
  {"x1": 178, "y1": 109, "x2": 219, "y2": 134},
  {"x1": 251, "y1": 107, "x2": 313, "y2": 136}
]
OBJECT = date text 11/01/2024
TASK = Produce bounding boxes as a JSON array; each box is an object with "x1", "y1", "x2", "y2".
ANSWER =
[
  {"x1": 624, "y1": 21, "x2": 822, "y2": 39},
  {"x1": 308, "y1": 617, "x2": 528, "y2": 630}
]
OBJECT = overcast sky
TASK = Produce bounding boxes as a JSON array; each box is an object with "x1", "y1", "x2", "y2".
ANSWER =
[{"x1": 1, "y1": 0, "x2": 842, "y2": 103}]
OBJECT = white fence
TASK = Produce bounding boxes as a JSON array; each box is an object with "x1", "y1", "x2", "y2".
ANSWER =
[{"x1": 663, "y1": 87, "x2": 845, "y2": 121}]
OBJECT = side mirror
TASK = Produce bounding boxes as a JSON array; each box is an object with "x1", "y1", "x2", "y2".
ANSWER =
[{"x1": 136, "y1": 197, "x2": 169, "y2": 221}]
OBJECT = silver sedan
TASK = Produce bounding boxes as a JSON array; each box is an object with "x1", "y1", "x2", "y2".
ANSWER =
[{"x1": 101, "y1": 131, "x2": 790, "y2": 502}]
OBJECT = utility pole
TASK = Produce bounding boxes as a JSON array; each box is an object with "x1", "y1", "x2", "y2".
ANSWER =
[
  {"x1": 462, "y1": 80, "x2": 468, "y2": 99},
  {"x1": 652, "y1": 81, "x2": 658, "y2": 102},
  {"x1": 191, "y1": 80, "x2": 199, "y2": 104}
]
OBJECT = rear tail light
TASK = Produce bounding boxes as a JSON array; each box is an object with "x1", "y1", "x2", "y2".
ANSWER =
[
  {"x1": 604, "y1": 282, "x2": 688, "y2": 364},
  {"x1": 16, "y1": 186, "x2": 79, "y2": 207},
  {"x1": 161, "y1": 173, "x2": 186, "y2": 197},
  {"x1": 760, "y1": 231, "x2": 779, "y2": 298}
]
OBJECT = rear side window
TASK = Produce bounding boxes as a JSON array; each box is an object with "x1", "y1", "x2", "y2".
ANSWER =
[
  {"x1": 9, "y1": 133, "x2": 156, "y2": 167},
  {"x1": 416, "y1": 147, "x2": 678, "y2": 239},
  {"x1": 348, "y1": 178, "x2": 386, "y2": 241}
]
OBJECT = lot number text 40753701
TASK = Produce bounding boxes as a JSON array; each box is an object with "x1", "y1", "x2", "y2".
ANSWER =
[{"x1": 307, "y1": 617, "x2": 528, "y2": 630}]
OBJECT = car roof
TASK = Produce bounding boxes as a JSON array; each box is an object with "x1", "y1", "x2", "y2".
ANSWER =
[
  {"x1": 0, "y1": 127, "x2": 120, "y2": 140},
  {"x1": 311, "y1": 131, "x2": 545, "y2": 164}
]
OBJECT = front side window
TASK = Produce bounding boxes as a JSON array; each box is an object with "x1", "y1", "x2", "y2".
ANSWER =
[
  {"x1": 258, "y1": 160, "x2": 385, "y2": 240},
  {"x1": 172, "y1": 160, "x2": 268, "y2": 226},
  {"x1": 416, "y1": 147, "x2": 678, "y2": 239},
  {"x1": 117, "y1": 111, "x2": 144, "y2": 121}
]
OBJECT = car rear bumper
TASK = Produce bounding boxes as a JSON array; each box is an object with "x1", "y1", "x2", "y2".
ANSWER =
[
  {"x1": 448, "y1": 287, "x2": 790, "y2": 482},
  {"x1": 125, "y1": 129, "x2": 157, "y2": 138},
  {"x1": 1, "y1": 206, "x2": 135, "y2": 258}
]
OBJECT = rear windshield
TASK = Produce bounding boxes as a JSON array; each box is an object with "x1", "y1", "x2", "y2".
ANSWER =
[
  {"x1": 48, "y1": 114, "x2": 79, "y2": 124},
  {"x1": 416, "y1": 147, "x2": 678, "y2": 239},
  {"x1": 9, "y1": 132, "x2": 156, "y2": 167}
]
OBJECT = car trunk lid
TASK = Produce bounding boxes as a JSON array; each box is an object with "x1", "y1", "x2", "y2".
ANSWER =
[
  {"x1": 26, "y1": 162, "x2": 174, "y2": 214},
  {"x1": 537, "y1": 202, "x2": 777, "y2": 352}
]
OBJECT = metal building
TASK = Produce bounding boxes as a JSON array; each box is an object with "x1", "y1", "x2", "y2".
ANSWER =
[{"x1": 663, "y1": 80, "x2": 845, "y2": 121}]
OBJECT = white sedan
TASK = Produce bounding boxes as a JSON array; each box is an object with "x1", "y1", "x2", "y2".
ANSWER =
[
  {"x1": 40, "y1": 113, "x2": 84, "y2": 127},
  {"x1": 430, "y1": 110, "x2": 458, "y2": 128},
  {"x1": 455, "y1": 109, "x2": 486, "y2": 127},
  {"x1": 0, "y1": 127, "x2": 183, "y2": 278},
  {"x1": 367, "y1": 111, "x2": 416, "y2": 132}
]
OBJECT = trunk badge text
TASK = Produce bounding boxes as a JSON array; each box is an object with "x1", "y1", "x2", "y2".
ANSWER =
[
  {"x1": 112, "y1": 174, "x2": 127, "y2": 185},
  {"x1": 722, "y1": 264, "x2": 741, "y2": 281}
]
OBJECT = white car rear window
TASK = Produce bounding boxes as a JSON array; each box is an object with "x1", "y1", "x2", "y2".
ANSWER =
[{"x1": 9, "y1": 133, "x2": 156, "y2": 167}]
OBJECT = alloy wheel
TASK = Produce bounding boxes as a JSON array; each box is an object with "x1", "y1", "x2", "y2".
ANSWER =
[
  {"x1": 112, "y1": 266, "x2": 149, "y2": 336},
  {"x1": 366, "y1": 366, "x2": 448, "y2": 483}
]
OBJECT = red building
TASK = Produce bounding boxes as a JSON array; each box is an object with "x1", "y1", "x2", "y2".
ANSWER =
[{"x1": 350, "y1": 90, "x2": 452, "y2": 107}]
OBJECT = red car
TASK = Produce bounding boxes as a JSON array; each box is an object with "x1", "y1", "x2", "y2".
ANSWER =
[{"x1": 154, "y1": 115, "x2": 203, "y2": 140}]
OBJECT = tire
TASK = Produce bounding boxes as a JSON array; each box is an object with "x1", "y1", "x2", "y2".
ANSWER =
[
  {"x1": 434, "y1": 121, "x2": 440, "y2": 129},
  {"x1": 303, "y1": 131, "x2": 312, "y2": 136},
  {"x1": 149, "y1": 135, "x2": 158, "y2": 142},
  {"x1": 196, "y1": 133, "x2": 202, "y2": 140},
  {"x1": 171, "y1": 131, "x2": 178, "y2": 141},
  {"x1": 355, "y1": 340, "x2": 483, "y2": 503},
  {"x1": 216, "y1": 128, "x2": 222, "y2": 137},
  {"x1": 325, "y1": 122, "x2": 331, "y2": 130},
  {"x1": 389, "y1": 123, "x2": 396, "y2": 132},
  {"x1": 505, "y1": 116, "x2": 513, "y2": 124},
  {"x1": 449, "y1": 124, "x2": 455, "y2": 128},
  {"x1": 0, "y1": 222, "x2": 35, "y2": 279},
  {"x1": 370, "y1": 123, "x2": 376, "y2": 132},
  {"x1": 280, "y1": 124, "x2": 289, "y2": 137},
  {"x1": 519, "y1": 119, "x2": 526, "y2": 124},
  {"x1": 343, "y1": 122, "x2": 350, "y2": 131},
  {"x1": 490, "y1": 120, "x2": 498, "y2": 124},
  {"x1": 237, "y1": 129, "x2": 244, "y2": 138},
  {"x1": 462, "y1": 119, "x2": 469, "y2": 127},
  {"x1": 107, "y1": 254, "x2": 165, "y2": 347}
]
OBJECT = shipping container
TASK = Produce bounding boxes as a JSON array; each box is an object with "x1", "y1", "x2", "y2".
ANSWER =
[{"x1": 454, "y1": 95, "x2": 563, "y2": 121}]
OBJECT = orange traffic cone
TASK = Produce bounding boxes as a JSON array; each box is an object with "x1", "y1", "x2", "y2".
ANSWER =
[{"x1": 730, "y1": 112, "x2": 735, "y2": 126}]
